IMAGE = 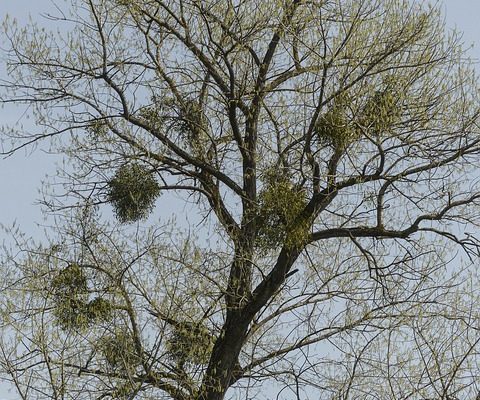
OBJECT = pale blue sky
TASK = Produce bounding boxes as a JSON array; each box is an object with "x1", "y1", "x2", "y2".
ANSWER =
[{"x1": 0, "y1": 0, "x2": 479, "y2": 398}]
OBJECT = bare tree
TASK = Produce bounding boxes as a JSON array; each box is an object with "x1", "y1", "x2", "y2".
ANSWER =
[{"x1": 1, "y1": 0, "x2": 480, "y2": 399}]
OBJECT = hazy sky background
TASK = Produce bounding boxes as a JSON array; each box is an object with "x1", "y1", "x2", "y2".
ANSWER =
[{"x1": 0, "y1": 0, "x2": 480, "y2": 398}]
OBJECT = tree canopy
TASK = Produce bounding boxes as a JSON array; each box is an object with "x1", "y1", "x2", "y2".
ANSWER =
[{"x1": 1, "y1": 0, "x2": 480, "y2": 399}]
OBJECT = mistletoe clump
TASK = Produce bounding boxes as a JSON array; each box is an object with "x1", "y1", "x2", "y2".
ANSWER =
[
  {"x1": 86, "y1": 297, "x2": 113, "y2": 322},
  {"x1": 175, "y1": 99, "x2": 209, "y2": 157},
  {"x1": 138, "y1": 101, "x2": 166, "y2": 129},
  {"x1": 87, "y1": 119, "x2": 109, "y2": 136},
  {"x1": 98, "y1": 330, "x2": 142, "y2": 373},
  {"x1": 111, "y1": 382, "x2": 140, "y2": 400},
  {"x1": 315, "y1": 96, "x2": 357, "y2": 149},
  {"x1": 166, "y1": 320, "x2": 215, "y2": 365},
  {"x1": 359, "y1": 87, "x2": 402, "y2": 135},
  {"x1": 107, "y1": 163, "x2": 161, "y2": 223},
  {"x1": 51, "y1": 264, "x2": 113, "y2": 330},
  {"x1": 52, "y1": 263, "x2": 88, "y2": 296},
  {"x1": 178, "y1": 100, "x2": 206, "y2": 136},
  {"x1": 51, "y1": 263, "x2": 89, "y2": 330},
  {"x1": 256, "y1": 173, "x2": 310, "y2": 251}
]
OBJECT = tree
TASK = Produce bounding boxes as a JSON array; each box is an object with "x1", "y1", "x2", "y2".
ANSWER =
[{"x1": 1, "y1": 0, "x2": 480, "y2": 399}]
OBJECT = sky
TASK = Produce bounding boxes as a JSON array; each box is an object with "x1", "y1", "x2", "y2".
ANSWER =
[
  {"x1": 0, "y1": 0, "x2": 480, "y2": 398},
  {"x1": 1, "y1": 0, "x2": 63, "y2": 243}
]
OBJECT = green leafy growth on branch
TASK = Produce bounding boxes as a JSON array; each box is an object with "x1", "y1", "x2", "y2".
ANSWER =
[
  {"x1": 108, "y1": 163, "x2": 161, "y2": 223},
  {"x1": 87, "y1": 120, "x2": 109, "y2": 136},
  {"x1": 359, "y1": 85, "x2": 402, "y2": 135},
  {"x1": 87, "y1": 297, "x2": 113, "y2": 322},
  {"x1": 166, "y1": 320, "x2": 215, "y2": 365},
  {"x1": 138, "y1": 103, "x2": 165, "y2": 130},
  {"x1": 315, "y1": 95, "x2": 356, "y2": 149},
  {"x1": 111, "y1": 382, "x2": 140, "y2": 400},
  {"x1": 256, "y1": 171, "x2": 310, "y2": 250},
  {"x1": 51, "y1": 264, "x2": 113, "y2": 330},
  {"x1": 98, "y1": 329, "x2": 142, "y2": 373}
]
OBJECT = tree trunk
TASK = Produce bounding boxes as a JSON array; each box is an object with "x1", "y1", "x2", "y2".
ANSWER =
[{"x1": 198, "y1": 312, "x2": 249, "y2": 400}]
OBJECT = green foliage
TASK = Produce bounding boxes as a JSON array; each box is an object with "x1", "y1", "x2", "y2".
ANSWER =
[
  {"x1": 86, "y1": 297, "x2": 113, "y2": 322},
  {"x1": 51, "y1": 264, "x2": 113, "y2": 330},
  {"x1": 111, "y1": 382, "x2": 139, "y2": 399},
  {"x1": 315, "y1": 96, "x2": 357, "y2": 149},
  {"x1": 139, "y1": 97, "x2": 208, "y2": 156},
  {"x1": 177, "y1": 99, "x2": 208, "y2": 156},
  {"x1": 178, "y1": 100, "x2": 206, "y2": 135},
  {"x1": 166, "y1": 321, "x2": 214, "y2": 365},
  {"x1": 107, "y1": 163, "x2": 161, "y2": 223},
  {"x1": 315, "y1": 85, "x2": 402, "y2": 146},
  {"x1": 256, "y1": 172, "x2": 310, "y2": 250},
  {"x1": 53, "y1": 297, "x2": 91, "y2": 331},
  {"x1": 87, "y1": 120, "x2": 109, "y2": 136},
  {"x1": 51, "y1": 264, "x2": 89, "y2": 329},
  {"x1": 98, "y1": 330, "x2": 142, "y2": 372},
  {"x1": 359, "y1": 87, "x2": 402, "y2": 135},
  {"x1": 51, "y1": 263, "x2": 87, "y2": 296},
  {"x1": 138, "y1": 104, "x2": 164, "y2": 129}
]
